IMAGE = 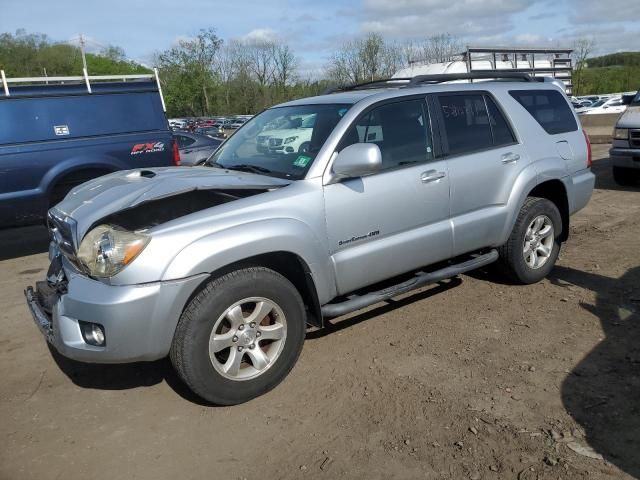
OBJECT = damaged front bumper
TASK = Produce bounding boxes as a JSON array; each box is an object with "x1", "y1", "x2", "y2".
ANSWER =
[{"x1": 24, "y1": 256, "x2": 208, "y2": 363}]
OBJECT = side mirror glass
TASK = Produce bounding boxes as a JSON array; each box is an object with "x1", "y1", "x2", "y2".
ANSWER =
[{"x1": 332, "y1": 143, "x2": 382, "y2": 180}]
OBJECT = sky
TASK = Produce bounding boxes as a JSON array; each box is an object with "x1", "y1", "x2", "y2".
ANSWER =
[{"x1": 2, "y1": 0, "x2": 639, "y2": 76}]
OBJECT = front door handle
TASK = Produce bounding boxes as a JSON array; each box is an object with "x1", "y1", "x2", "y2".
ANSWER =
[
  {"x1": 421, "y1": 170, "x2": 446, "y2": 183},
  {"x1": 501, "y1": 152, "x2": 520, "y2": 164}
]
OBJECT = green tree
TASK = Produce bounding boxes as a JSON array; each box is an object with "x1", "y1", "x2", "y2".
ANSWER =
[{"x1": 157, "y1": 28, "x2": 222, "y2": 115}]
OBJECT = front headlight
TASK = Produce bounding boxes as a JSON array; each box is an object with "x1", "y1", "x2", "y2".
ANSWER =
[
  {"x1": 614, "y1": 128, "x2": 629, "y2": 140},
  {"x1": 77, "y1": 225, "x2": 150, "y2": 278},
  {"x1": 284, "y1": 136, "x2": 298, "y2": 144}
]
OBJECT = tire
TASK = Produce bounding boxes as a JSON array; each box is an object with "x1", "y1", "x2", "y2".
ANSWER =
[
  {"x1": 497, "y1": 197, "x2": 562, "y2": 284},
  {"x1": 612, "y1": 166, "x2": 639, "y2": 186},
  {"x1": 170, "y1": 267, "x2": 306, "y2": 405},
  {"x1": 298, "y1": 142, "x2": 310, "y2": 154}
]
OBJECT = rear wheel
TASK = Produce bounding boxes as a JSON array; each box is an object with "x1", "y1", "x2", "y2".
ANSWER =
[
  {"x1": 498, "y1": 197, "x2": 562, "y2": 284},
  {"x1": 170, "y1": 267, "x2": 306, "y2": 405},
  {"x1": 612, "y1": 166, "x2": 640, "y2": 186}
]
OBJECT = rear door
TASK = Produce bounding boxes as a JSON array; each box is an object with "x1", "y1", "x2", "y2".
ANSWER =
[
  {"x1": 323, "y1": 97, "x2": 452, "y2": 295},
  {"x1": 432, "y1": 92, "x2": 527, "y2": 255}
]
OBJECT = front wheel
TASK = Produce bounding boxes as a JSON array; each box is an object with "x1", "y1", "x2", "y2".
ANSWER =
[
  {"x1": 170, "y1": 267, "x2": 306, "y2": 405},
  {"x1": 498, "y1": 197, "x2": 562, "y2": 284}
]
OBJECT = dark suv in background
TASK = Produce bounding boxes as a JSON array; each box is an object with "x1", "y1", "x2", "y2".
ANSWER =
[
  {"x1": 610, "y1": 90, "x2": 640, "y2": 186},
  {"x1": 0, "y1": 72, "x2": 179, "y2": 227}
]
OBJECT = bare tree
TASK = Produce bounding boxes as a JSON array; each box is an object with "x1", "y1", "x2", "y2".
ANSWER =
[
  {"x1": 327, "y1": 32, "x2": 404, "y2": 84},
  {"x1": 572, "y1": 37, "x2": 595, "y2": 96},
  {"x1": 405, "y1": 33, "x2": 461, "y2": 65},
  {"x1": 214, "y1": 40, "x2": 242, "y2": 111},
  {"x1": 246, "y1": 40, "x2": 276, "y2": 87},
  {"x1": 273, "y1": 43, "x2": 298, "y2": 89}
]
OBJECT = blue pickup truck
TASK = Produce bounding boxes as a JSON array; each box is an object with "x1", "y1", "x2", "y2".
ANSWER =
[{"x1": 0, "y1": 72, "x2": 179, "y2": 227}]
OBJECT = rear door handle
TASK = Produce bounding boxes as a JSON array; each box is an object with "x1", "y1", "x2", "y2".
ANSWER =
[
  {"x1": 421, "y1": 170, "x2": 446, "y2": 183},
  {"x1": 501, "y1": 152, "x2": 520, "y2": 164}
]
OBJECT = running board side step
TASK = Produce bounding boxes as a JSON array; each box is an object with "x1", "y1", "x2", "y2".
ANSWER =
[{"x1": 321, "y1": 249, "x2": 499, "y2": 318}]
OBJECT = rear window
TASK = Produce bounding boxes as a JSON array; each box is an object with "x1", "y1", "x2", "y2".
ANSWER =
[
  {"x1": 0, "y1": 92, "x2": 166, "y2": 145},
  {"x1": 509, "y1": 89, "x2": 577, "y2": 135}
]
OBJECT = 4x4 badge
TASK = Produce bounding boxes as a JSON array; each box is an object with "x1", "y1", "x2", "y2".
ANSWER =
[{"x1": 131, "y1": 142, "x2": 165, "y2": 155}]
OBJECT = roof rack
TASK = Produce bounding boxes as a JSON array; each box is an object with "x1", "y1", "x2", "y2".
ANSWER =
[
  {"x1": 323, "y1": 78, "x2": 412, "y2": 94},
  {"x1": 406, "y1": 72, "x2": 535, "y2": 86},
  {"x1": 0, "y1": 68, "x2": 166, "y2": 111},
  {"x1": 323, "y1": 72, "x2": 535, "y2": 95}
]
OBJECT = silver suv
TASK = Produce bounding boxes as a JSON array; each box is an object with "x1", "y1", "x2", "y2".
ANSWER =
[{"x1": 25, "y1": 73, "x2": 595, "y2": 405}]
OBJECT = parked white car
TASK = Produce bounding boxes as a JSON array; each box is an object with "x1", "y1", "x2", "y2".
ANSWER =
[
  {"x1": 580, "y1": 96, "x2": 627, "y2": 115},
  {"x1": 257, "y1": 115, "x2": 315, "y2": 154}
]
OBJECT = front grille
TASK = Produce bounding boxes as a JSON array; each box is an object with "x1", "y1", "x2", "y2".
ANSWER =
[
  {"x1": 269, "y1": 138, "x2": 283, "y2": 147},
  {"x1": 630, "y1": 130, "x2": 640, "y2": 148}
]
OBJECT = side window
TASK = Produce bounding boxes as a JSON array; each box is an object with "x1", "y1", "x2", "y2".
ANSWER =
[
  {"x1": 339, "y1": 99, "x2": 433, "y2": 171},
  {"x1": 176, "y1": 135, "x2": 195, "y2": 148},
  {"x1": 509, "y1": 89, "x2": 577, "y2": 135},
  {"x1": 485, "y1": 95, "x2": 516, "y2": 146},
  {"x1": 437, "y1": 94, "x2": 493, "y2": 155}
]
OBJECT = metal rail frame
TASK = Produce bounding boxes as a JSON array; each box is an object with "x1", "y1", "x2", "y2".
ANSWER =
[{"x1": 0, "y1": 68, "x2": 167, "y2": 112}]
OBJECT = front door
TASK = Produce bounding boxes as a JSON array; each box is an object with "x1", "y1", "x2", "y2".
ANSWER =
[{"x1": 323, "y1": 97, "x2": 453, "y2": 295}]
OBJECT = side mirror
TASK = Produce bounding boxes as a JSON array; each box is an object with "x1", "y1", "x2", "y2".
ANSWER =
[{"x1": 332, "y1": 143, "x2": 382, "y2": 180}]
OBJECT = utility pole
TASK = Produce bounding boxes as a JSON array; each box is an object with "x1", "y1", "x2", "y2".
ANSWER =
[{"x1": 79, "y1": 34, "x2": 87, "y2": 72}]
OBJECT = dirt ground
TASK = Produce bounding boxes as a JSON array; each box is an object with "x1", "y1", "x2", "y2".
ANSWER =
[{"x1": 0, "y1": 144, "x2": 638, "y2": 480}]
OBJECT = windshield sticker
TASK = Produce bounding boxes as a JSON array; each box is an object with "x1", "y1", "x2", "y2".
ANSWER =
[
  {"x1": 338, "y1": 107, "x2": 349, "y2": 117},
  {"x1": 293, "y1": 155, "x2": 312, "y2": 168}
]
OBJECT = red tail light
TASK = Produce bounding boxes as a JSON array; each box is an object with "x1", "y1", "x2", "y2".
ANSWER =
[
  {"x1": 172, "y1": 138, "x2": 181, "y2": 166},
  {"x1": 582, "y1": 130, "x2": 592, "y2": 169}
]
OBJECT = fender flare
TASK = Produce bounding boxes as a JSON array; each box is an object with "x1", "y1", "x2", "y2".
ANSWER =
[
  {"x1": 498, "y1": 156, "x2": 567, "y2": 244},
  {"x1": 162, "y1": 218, "x2": 337, "y2": 306}
]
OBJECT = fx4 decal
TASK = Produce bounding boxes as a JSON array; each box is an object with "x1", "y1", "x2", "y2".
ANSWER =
[{"x1": 131, "y1": 142, "x2": 165, "y2": 155}]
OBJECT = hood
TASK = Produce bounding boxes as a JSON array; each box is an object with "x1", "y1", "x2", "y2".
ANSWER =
[
  {"x1": 54, "y1": 166, "x2": 291, "y2": 240},
  {"x1": 616, "y1": 105, "x2": 640, "y2": 128}
]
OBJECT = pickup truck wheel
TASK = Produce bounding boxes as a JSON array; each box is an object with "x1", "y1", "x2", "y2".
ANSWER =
[
  {"x1": 498, "y1": 197, "x2": 561, "y2": 284},
  {"x1": 612, "y1": 166, "x2": 639, "y2": 186},
  {"x1": 170, "y1": 267, "x2": 306, "y2": 405}
]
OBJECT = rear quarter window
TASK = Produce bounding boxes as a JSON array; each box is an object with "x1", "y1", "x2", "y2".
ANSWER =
[
  {"x1": 0, "y1": 91, "x2": 166, "y2": 145},
  {"x1": 509, "y1": 89, "x2": 577, "y2": 135}
]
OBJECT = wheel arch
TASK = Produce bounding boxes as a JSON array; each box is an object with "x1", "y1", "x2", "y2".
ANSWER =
[
  {"x1": 528, "y1": 179, "x2": 570, "y2": 241},
  {"x1": 182, "y1": 251, "x2": 324, "y2": 329}
]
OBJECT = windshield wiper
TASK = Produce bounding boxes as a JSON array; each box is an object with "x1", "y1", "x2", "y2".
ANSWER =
[{"x1": 225, "y1": 164, "x2": 271, "y2": 174}]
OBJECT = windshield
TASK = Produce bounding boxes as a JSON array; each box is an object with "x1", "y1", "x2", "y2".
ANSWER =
[
  {"x1": 589, "y1": 100, "x2": 605, "y2": 108},
  {"x1": 207, "y1": 104, "x2": 351, "y2": 179}
]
